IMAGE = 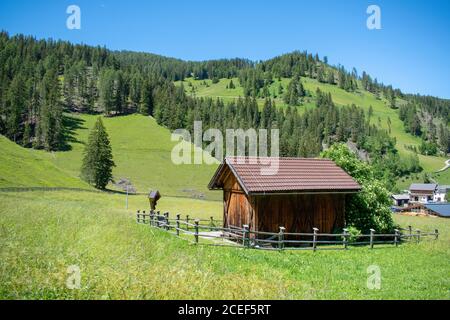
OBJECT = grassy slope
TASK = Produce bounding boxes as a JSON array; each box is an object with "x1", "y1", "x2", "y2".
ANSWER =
[
  {"x1": 176, "y1": 77, "x2": 449, "y2": 185},
  {"x1": 0, "y1": 135, "x2": 89, "y2": 189},
  {"x1": 176, "y1": 77, "x2": 317, "y2": 113},
  {"x1": 49, "y1": 113, "x2": 220, "y2": 200},
  {"x1": 0, "y1": 189, "x2": 448, "y2": 299}
]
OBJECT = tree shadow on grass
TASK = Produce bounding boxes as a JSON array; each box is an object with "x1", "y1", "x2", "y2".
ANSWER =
[{"x1": 59, "y1": 114, "x2": 87, "y2": 151}]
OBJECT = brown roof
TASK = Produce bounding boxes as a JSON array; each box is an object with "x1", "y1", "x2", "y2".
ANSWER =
[{"x1": 208, "y1": 157, "x2": 361, "y2": 195}]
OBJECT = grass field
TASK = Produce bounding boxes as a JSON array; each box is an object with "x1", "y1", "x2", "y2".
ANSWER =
[
  {"x1": 175, "y1": 77, "x2": 449, "y2": 182},
  {"x1": 0, "y1": 135, "x2": 89, "y2": 189},
  {"x1": 0, "y1": 189, "x2": 448, "y2": 299},
  {"x1": 0, "y1": 114, "x2": 221, "y2": 200}
]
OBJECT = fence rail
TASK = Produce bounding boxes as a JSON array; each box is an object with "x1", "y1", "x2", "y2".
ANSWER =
[{"x1": 136, "y1": 210, "x2": 439, "y2": 251}]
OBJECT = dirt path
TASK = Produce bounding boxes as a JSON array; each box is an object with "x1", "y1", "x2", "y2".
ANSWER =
[{"x1": 436, "y1": 159, "x2": 450, "y2": 173}]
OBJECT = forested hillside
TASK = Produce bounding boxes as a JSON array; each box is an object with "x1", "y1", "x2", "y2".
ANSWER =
[{"x1": 0, "y1": 31, "x2": 448, "y2": 191}]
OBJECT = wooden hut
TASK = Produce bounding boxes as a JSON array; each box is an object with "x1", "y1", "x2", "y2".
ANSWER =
[{"x1": 208, "y1": 157, "x2": 361, "y2": 235}]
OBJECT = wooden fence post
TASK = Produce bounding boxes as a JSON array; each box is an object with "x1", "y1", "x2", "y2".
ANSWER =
[
  {"x1": 136, "y1": 210, "x2": 140, "y2": 223},
  {"x1": 194, "y1": 219, "x2": 200, "y2": 244},
  {"x1": 186, "y1": 215, "x2": 190, "y2": 231},
  {"x1": 142, "y1": 210, "x2": 146, "y2": 224},
  {"x1": 243, "y1": 224, "x2": 249, "y2": 248},
  {"x1": 416, "y1": 229, "x2": 421, "y2": 243},
  {"x1": 435, "y1": 229, "x2": 439, "y2": 240},
  {"x1": 394, "y1": 229, "x2": 399, "y2": 247},
  {"x1": 164, "y1": 212, "x2": 169, "y2": 230},
  {"x1": 408, "y1": 225, "x2": 412, "y2": 241},
  {"x1": 210, "y1": 216, "x2": 214, "y2": 231},
  {"x1": 370, "y1": 229, "x2": 375, "y2": 249},
  {"x1": 279, "y1": 227, "x2": 285, "y2": 251},
  {"x1": 176, "y1": 214, "x2": 180, "y2": 236},
  {"x1": 343, "y1": 228, "x2": 348, "y2": 249},
  {"x1": 312, "y1": 228, "x2": 318, "y2": 252},
  {"x1": 150, "y1": 210, "x2": 154, "y2": 227},
  {"x1": 157, "y1": 211, "x2": 160, "y2": 228}
]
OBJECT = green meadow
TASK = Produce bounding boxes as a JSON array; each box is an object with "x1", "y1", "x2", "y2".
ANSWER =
[
  {"x1": 0, "y1": 135, "x2": 89, "y2": 189},
  {"x1": 0, "y1": 189, "x2": 449, "y2": 299},
  {"x1": 1, "y1": 113, "x2": 220, "y2": 200}
]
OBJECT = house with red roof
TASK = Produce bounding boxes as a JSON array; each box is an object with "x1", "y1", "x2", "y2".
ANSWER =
[{"x1": 208, "y1": 157, "x2": 361, "y2": 235}]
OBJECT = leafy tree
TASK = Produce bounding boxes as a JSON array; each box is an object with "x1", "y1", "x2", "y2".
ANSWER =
[
  {"x1": 81, "y1": 117, "x2": 115, "y2": 189},
  {"x1": 419, "y1": 139, "x2": 438, "y2": 156},
  {"x1": 422, "y1": 173, "x2": 432, "y2": 184},
  {"x1": 321, "y1": 143, "x2": 396, "y2": 234}
]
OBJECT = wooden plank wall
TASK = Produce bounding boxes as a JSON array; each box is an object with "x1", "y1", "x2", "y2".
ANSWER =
[
  {"x1": 254, "y1": 194, "x2": 345, "y2": 234},
  {"x1": 222, "y1": 173, "x2": 254, "y2": 229},
  {"x1": 220, "y1": 166, "x2": 346, "y2": 236}
]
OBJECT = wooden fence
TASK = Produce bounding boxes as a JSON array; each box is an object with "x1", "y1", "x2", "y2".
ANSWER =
[{"x1": 136, "y1": 210, "x2": 439, "y2": 251}]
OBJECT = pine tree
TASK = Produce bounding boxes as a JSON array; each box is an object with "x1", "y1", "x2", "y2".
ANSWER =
[
  {"x1": 437, "y1": 124, "x2": 450, "y2": 153},
  {"x1": 368, "y1": 105, "x2": 373, "y2": 120},
  {"x1": 326, "y1": 70, "x2": 334, "y2": 84},
  {"x1": 98, "y1": 69, "x2": 116, "y2": 114},
  {"x1": 22, "y1": 121, "x2": 31, "y2": 147},
  {"x1": 338, "y1": 69, "x2": 346, "y2": 89},
  {"x1": 139, "y1": 80, "x2": 153, "y2": 115},
  {"x1": 81, "y1": 117, "x2": 115, "y2": 189},
  {"x1": 298, "y1": 80, "x2": 305, "y2": 97},
  {"x1": 317, "y1": 66, "x2": 325, "y2": 83},
  {"x1": 387, "y1": 117, "x2": 392, "y2": 134},
  {"x1": 36, "y1": 69, "x2": 63, "y2": 151},
  {"x1": 278, "y1": 83, "x2": 284, "y2": 95},
  {"x1": 5, "y1": 73, "x2": 26, "y2": 142},
  {"x1": 283, "y1": 77, "x2": 305, "y2": 106}
]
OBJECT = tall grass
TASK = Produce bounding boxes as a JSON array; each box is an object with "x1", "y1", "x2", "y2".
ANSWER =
[{"x1": 1, "y1": 190, "x2": 448, "y2": 299}]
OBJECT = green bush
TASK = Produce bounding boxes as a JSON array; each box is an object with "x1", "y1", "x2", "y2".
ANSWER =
[
  {"x1": 321, "y1": 143, "x2": 396, "y2": 234},
  {"x1": 344, "y1": 226, "x2": 361, "y2": 243}
]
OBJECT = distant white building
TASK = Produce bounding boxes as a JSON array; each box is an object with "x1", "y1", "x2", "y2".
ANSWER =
[
  {"x1": 436, "y1": 185, "x2": 450, "y2": 202},
  {"x1": 408, "y1": 183, "x2": 448, "y2": 204}
]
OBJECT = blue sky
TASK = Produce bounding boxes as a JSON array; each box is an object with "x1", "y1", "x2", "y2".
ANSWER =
[{"x1": 0, "y1": 0, "x2": 449, "y2": 98}]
